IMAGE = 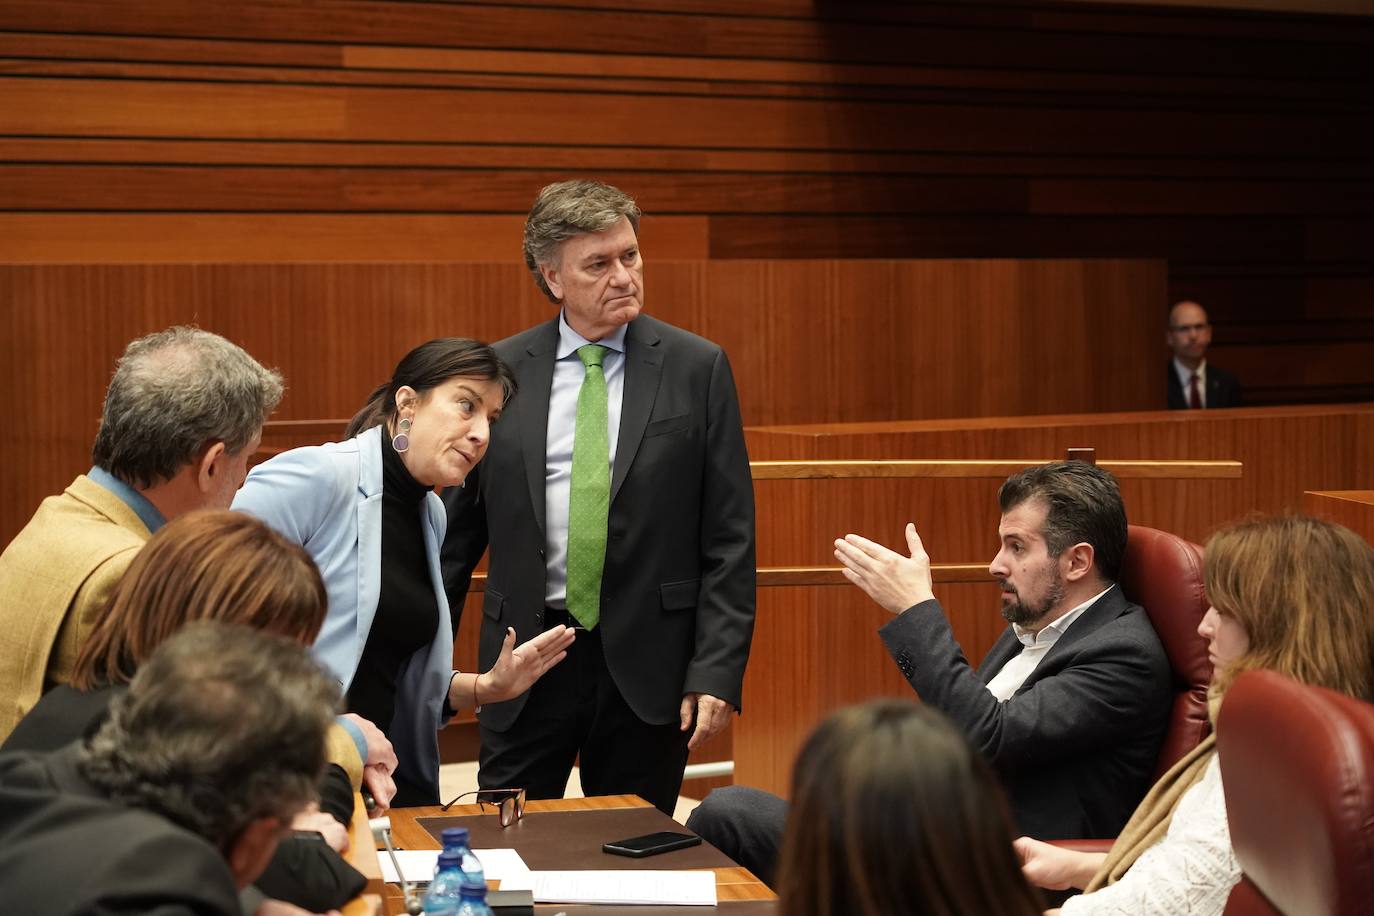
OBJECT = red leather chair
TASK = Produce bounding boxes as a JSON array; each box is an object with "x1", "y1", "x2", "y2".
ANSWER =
[
  {"x1": 1119, "y1": 524, "x2": 1213, "y2": 779},
  {"x1": 1219, "y1": 670, "x2": 1374, "y2": 916},
  {"x1": 1053, "y1": 525, "x2": 1212, "y2": 857}
]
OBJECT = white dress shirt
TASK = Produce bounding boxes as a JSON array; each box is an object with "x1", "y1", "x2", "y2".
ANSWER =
[
  {"x1": 542, "y1": 311, "x2": 627, "y2": 609},
  {"x1": 985, "y1": 587, "x2": 1111, "y2": 701}
]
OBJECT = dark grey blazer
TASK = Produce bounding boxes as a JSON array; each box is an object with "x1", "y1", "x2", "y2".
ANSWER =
[
  {"x1": 442, "y1": 314, "x2": 757, "y2": 732},
  {"x1": 878, "y1": 586, "x2": 1171, "y2": 839},
  {"x1": 0, "y1": 745, "x2": 243, "y2": 916},
  {"x1": 1167, "y1": 361, "x2": 1243, "y2": 409}
]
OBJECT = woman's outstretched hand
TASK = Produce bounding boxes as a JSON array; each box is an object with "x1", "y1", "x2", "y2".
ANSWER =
[{"x1": 478, "y1": 625, "x2": 576, "y2": 703}]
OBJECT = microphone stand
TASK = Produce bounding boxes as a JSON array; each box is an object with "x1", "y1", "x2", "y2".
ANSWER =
[{"x1": 370, "y1": 815, "x2": 423, "y2": 916}]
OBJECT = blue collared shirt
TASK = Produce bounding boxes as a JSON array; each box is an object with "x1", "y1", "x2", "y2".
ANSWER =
[
  {"x1": 543, "y1": 311, "x2": 628, "y2": 608},
  {"x1": 87, "y1": 466, "x2": 166, "y2": 534}
]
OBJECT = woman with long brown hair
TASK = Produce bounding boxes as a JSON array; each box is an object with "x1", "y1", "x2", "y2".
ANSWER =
[
  {"x1": 776, "y1": 699, "x2": 1044, "y2": 916},
  {"x1": 2, "y1": 509, "x2": 365, "y2": 913},
  {"x1": 1016, "y1": 514, "x2": 1374, "y2": 915},
  {"x1": 5, "y1": 509, "x2": 327, "y2": 753}
]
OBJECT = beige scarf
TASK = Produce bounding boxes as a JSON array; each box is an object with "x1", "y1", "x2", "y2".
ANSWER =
[{"x1": 1083, "y1": 694, "x2": 1221, "y2": 893}]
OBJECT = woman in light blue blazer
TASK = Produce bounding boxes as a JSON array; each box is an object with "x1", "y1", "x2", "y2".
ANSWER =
[{"x1": 235, "y1": 339, "x2": 575, "y2": 807}]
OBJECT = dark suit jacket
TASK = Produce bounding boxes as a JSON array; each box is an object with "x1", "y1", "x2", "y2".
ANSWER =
[
  {"x1": 2, "y1": 684, "x2": 364, "y2": 912},
  {"x1": 0, "y1": 745, "x2": 243, "y2": 915},
  {"x1": 0, "y1": 683, "x2": 121, "y2": 755},
  {"x1": 1167, "y1": 361, "x2": 1242, "y2": 409},
  {"x1": 443, "y1": 314, "x2": 756, "y2": 732},
  {"x1": 878, "y1": 587, "x2": 1171, "y2": 840}
]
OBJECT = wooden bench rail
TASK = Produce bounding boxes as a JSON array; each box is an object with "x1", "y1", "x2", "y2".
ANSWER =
[
  {"x1": 757, "y1": 564, "x2": 989, "y2": 587},
  {"x1": 750, "y1": 458, "x2": 1242, "y2": 480},
  {"x1": 260, "y1": 423, "x2": 1243, "y2": 481},
  {"x1": 463, "y1": 563, "x2": 990, "y2": 591}
]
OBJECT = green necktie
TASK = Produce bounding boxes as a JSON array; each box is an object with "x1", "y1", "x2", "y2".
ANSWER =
[{"x1": 566, "y1": 344, "x2": 610, "y2": 630}]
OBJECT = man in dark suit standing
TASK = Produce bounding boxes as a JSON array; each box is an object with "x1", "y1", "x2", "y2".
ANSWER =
[
  {"x1": 443, "y1": 180, "x2": 756, "y2": 815},
  {"x1": 688, "y1": 462, "x2": 1170, "y2": 886},
  {"x1": 1166, "y1": 300, "x2": 1242, "y2": 409}
]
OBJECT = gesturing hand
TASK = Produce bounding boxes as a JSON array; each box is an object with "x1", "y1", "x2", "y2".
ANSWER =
[
  {"x1": 834, "y1": 523, "x2": 935, "y2": 614},
  {"x1": 478, "y1": 625, "x2": 576, "y2": 703}
]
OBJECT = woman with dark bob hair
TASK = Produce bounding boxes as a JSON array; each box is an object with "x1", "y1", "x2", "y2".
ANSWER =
[
  {"x1": 776, "y1": 698, "x2": 1043, "y2": 916},
  {"x1": 235, "y1": 338, "x2": 575, "y2": 808}
]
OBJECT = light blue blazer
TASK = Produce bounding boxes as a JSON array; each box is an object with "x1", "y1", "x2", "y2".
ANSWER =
[{"x1": 233, "y1": 425, "x2": 453, "y2": 800}]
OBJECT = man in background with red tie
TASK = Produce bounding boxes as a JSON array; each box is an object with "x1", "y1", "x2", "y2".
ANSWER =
[{"x1": 1166, "y1": 300, "x2": 1243, "y2": 409}]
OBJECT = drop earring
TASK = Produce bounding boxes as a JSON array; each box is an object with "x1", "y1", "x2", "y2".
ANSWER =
[{"x1": 392, "y1": 417, "x2": 412, "y2": 453}]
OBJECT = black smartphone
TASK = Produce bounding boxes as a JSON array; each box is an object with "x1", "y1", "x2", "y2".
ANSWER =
[{"x1": 602, "y1": 830, "x2": 703, "y2": 858}]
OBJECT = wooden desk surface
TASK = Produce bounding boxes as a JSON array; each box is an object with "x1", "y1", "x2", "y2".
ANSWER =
[
  {"x1": 344, "y1": 792, "x2": 385, "y2": 914},
  {"x1": 354, "y1": 795, "x2": 775, "y2": 913}
]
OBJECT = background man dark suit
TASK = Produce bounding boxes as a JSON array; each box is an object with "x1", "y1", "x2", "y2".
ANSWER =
[
  {"x1": 1166, "y1": 300, "x2": 1242, "y2": 409},
  {"x1": 688, "y1": 462, "x2": 1170, "y2": 886},
  {"x1": 443, "y1": 180, "x2": 756, "y2": 814}
]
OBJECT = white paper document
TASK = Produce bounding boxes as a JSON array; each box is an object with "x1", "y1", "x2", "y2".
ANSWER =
[
  {"x1": 378, "y1": 847, "x2": 530, "y2": 885},
  {"x1": 498, "y1": 869, "x2": 717, "y2": 905}
]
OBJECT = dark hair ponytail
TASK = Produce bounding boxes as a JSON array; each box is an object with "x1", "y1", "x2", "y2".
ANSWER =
[
  {"x1": 344, "y1": 338, "x2": 515, "y2": 441},
  {"x1": 345, "y1": 382, "x2": 394, "y2": 440}
]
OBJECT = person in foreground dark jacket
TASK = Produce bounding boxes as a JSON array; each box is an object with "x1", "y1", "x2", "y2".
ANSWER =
[{"x1": 0, "y1": 622, "x2": 340, "y2": 916}]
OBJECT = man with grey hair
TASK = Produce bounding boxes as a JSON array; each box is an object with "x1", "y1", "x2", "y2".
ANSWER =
[
  {"x1": 443, "y1": 180, "x2": 756, "y2": 814},
  {"x1": 0, "y1": 621, "x2": 339, "y2": 915},
  {"x1": 0, "y1": 326, "x2": 283, "y2": 741}
]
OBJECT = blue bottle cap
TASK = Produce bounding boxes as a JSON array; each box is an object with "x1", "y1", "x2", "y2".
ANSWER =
[
  {"x1": 441, "y1": 827, "x2": 470, "y2": 845},
  {"x1": 437, "y1": 851, "x2": 462, "y2": 869}
]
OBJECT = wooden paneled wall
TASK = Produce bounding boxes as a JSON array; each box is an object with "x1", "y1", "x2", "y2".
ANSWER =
[
  {"x1": 1, "y1": 0, "x2": 1372, "y2": 406},
  {"x1": 747, "y1": 403, "x2": 1374, "y2": 560},
  {"x1": 735, "y1": 404, "x2": 1374, "y2": 794},
  {"x1": 0, "y1": 257, "x2": 1161, "y2": 545},
  {"x1": 1303, "y1": 490, "x2": 1374, "y2": 546}
]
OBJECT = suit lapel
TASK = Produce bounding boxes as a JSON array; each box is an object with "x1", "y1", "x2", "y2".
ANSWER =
[
  {"x1": 516, "y1": 323, "x2": 558, "y2": 539},
  {"x1": 1027, "y1": 585, "x2": 1126, "y2": 678},
  {"x1": 978, "y1": 627, "x2": 1024, "y2": 683},
  {"x1": 1166, "y1": 361, "x2": 1184, "y2": 408},
  {"x1": 611, "y1": 318, "x2": 663, "y2": 503},
  {"x1": 355, "y1": 426, "x2": 384, "y2": 656}
]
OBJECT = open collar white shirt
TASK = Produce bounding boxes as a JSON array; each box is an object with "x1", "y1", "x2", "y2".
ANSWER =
[{"x1": 985, "y1": 586, "x2": 1112, "y2": 702}]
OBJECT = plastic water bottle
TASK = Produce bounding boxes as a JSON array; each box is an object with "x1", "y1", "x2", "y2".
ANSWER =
[
  {"x1": 439, "y1": 827, "x2": 469, "y2": 857},
  {"x1": 421, "y1": 851, "x2": 464, "y2": 915},
  {"x1": 439, "y1": 826, "x2": 486, "y2": 890},
  {"x1": 455, "y1": 880, "x2": 494, "y2": 916}
]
